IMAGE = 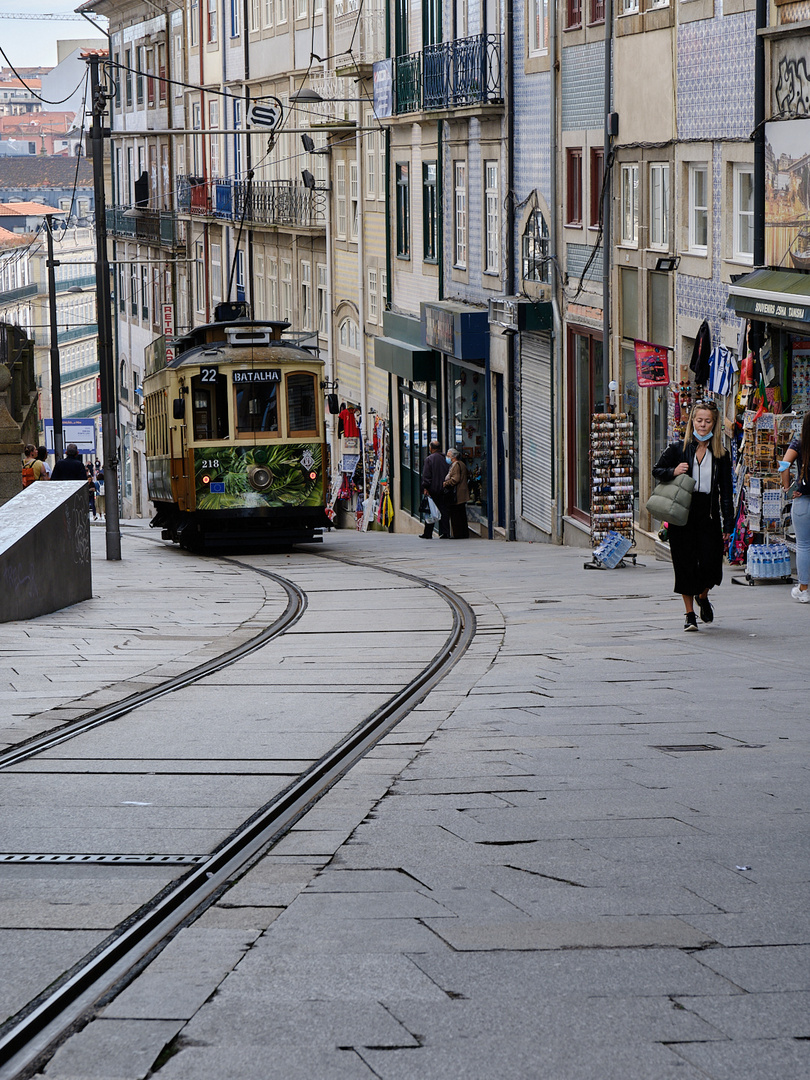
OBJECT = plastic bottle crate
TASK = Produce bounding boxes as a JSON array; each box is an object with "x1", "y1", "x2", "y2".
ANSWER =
[
  {"x1": 592, "y1": 531, "x2": 633, "y2": 569},
  {"x1": 745, "y1": 543, "x2": 792, "y2": 581}
]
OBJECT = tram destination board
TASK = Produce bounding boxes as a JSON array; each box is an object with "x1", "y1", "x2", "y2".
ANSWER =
[{"x1": 233, "y1": 369, "x2": 282, "y2": 384}]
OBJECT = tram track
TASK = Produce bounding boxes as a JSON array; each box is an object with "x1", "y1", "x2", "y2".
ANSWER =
[{"x1": 0, "y1": 542, "x2": 477, "y2": 1080}]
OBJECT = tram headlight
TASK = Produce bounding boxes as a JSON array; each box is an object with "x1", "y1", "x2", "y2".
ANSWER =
[
  {"x1": 247, "y1": 464, "x2": 274, "y2": 491},
  {"x1": 202, "y1": 474, "x2": 210, "y2": 485}
]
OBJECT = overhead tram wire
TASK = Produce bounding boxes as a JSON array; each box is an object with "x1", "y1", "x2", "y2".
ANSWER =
[{"x1": 0, "y1": 44, "x2": 92, "y2": 106}]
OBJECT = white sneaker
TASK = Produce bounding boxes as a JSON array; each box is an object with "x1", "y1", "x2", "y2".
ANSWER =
[{"x1": 791, "y1": 585, "x2": 810, "y2": 603}]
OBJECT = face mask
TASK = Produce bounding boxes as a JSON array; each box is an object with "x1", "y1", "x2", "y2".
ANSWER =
[
  {"x1": 694, "y1": 431, "x2": 713, "y2": 442},
  {"x1": 445, "y1": 456, "x2": 452, "y2": 464}
]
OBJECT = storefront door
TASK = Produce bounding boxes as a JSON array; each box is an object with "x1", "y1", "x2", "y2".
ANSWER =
[
  {"x1": 398, "y1": 379, "x2": 438, "y2": 516},
  {"x1": 447, "y1": 362, "x2": 488, "y2": 523},
  {"x1": 567, "y1": 327, "x2": 604, "y2": 522}
]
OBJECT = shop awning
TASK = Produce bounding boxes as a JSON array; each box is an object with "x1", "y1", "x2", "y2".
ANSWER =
[
  {"x1": 374, "y1": 336, "x2": 438, "y2": 381},
  {"x1": 727, "y1": 268, "x2": 810, "y2": 327}
]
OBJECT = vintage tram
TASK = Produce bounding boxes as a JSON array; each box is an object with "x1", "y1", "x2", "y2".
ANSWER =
[{"x1": 144, "y1": 306, "x2": 330, "y2": 549}]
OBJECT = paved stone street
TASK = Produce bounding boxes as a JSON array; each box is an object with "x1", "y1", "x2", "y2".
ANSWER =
[{"x1": 3, "y1": 524, "x2": 808, "y2": 1079}]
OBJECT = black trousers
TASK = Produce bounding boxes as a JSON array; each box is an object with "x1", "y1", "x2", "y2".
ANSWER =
[
  {"x1": 667, "y1": 492, "x2": 723, "y2": 596},
  {"x1": 448, "y1": 502, "x2": 469, "y2": 538},
  {"x1": 422, "y1": 495, "x2": 450, "y2": 538}
]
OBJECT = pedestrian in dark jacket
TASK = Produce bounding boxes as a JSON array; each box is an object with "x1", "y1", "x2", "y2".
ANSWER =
[
  {"x1": 652, "y1": 400, "x2": 733, "y2": 631},
  {"x1": 51, "y1": 443, "x2": 87, "y2": 481},
  {"x1": 420, "y1": 439, "x2": 450, "y2": 539}
]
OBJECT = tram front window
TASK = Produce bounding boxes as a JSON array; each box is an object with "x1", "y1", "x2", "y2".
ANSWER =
[
  {"x1": 191, "y1": 373, "x2": 229, "y2": 440},
  {"x1": 287, "y1": 372, "x2": 317, "y2": 436},
  {"x1": 235, "y1": 383, "x2": 278, "y2": 436}
]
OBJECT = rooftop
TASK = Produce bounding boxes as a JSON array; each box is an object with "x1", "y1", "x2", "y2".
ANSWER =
[
  {"x1": 0, "y1": 201, "x2": 57, "y2": 217},
  {"x1": 0, "y1": 156, "x2": 94, "y2": 190}
]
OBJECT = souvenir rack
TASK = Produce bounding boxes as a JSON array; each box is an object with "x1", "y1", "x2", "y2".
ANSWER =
[{"x1": 585, "y1": 412, "x2": 637, "y2": 569}]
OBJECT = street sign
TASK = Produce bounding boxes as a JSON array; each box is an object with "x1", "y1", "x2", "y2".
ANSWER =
[
  {"x1": 248, "y1": 99, "x2": 283, "y2": 131},
  {"x1": 43, "y1": 418, "x2": 97, "y2": 455}
]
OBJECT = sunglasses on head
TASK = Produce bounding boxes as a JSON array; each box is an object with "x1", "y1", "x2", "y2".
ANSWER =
[{"x1": 693, "y1": 399, "x2": 718, "y2": 411}]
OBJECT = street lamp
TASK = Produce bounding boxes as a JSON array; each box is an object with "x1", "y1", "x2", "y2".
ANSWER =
[{"x1": 43, "y1": 211, "x2": 64, "y2": 462}]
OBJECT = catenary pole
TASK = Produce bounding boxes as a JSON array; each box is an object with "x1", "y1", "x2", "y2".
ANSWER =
[
  {"x1": 45, "y1": 215, "x2": 64, "y2": 462},
  {"x1": 87, "y1": 53, "x2": 121, "y2": 561}
]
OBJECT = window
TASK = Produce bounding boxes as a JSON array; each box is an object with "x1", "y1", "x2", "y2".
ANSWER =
[
  {"x1": 689, "y1": 164, "x2": 708, "y2": 253},
  {"x1": 235, "y1": 379, "x2": 278, "y2": 436},
  {"x1": 189, "y1": 0, "x2": 199, "y2": 46},
  {"x1": 287, "y1": 372, "x2": 317, "y2": 435},
  {"x1": 380, "y1": 268, "x2": 387, "y2": 309},
  {"x1": 454, "y1": 160, "x2": 467, "y2": 268},
  {"x1": 251, "y1": 0, "x2": 261, "y2": 28},
  {"x1": 529, "y1": 0, "x2": 548, "y2": 55},
  {"x1": 136, "y1": 47, "x2": 144, "y2": 105},
  {"x1": 268, "y1": 257, "x2": 278, "y2": 318},
  {"x1": 125, "y1": 48, "x2": 132, "y2": 106},
  {"x1": 590, "y1": 148, "x2": 604, "y2": 228},
  {"x1": 191, "y1": 371, "x2": 229, "y2": 440},
  {"x1": 378, "y1": 129, "x2": 386, "y2": 201},
  {"x1": 317, "y1": 264, "x2": 327, "y2": 334},
  {"x1": 566, "y1": 148, "x2": 583, "y2": 226},
  {"x1": 522, "y1": 209, "x2": 550, "y2": 283},
  {"x1": 209, "y1": 100, "x2": 220, "y2": 175},
  {"x1": 231, "y1": 0, "x2": 240, "y2": 34},
  {"x1": 296, "y1": 0, "x2": 307, "y2": 18},
  {"x1": 336, "y1": 160, "x2": 347, "y2": 238},
  {"x1": 485, "y1": 161, "x2": 500, "y2": 273},
  {"x1": 621, "y1": 267, "x2": 638, "y2": 340},
  {"x1": 396, "y1": 163, "x2": 410, "y2": 257},
  {"x1": 130, "y1": 265, "x2": 138, "y2": 316},
  {"x1": 211, "y1": 243, "x2": 222, "y2": 304},
  {"x1": 140, "y1": 265, "x2": 149, "y2": 320},
  {"x1": 567, "y1": 0, "x2": 582, "y2": 27},
  {"x1": 277, "y1": 0, "x2": 287, "y2": 23},
  {"x1": 281, "y1": 259, "x2": 292, "y2": 322},
  {"x1": 350, "y1": 160, "x2": 359, "y2": 239},
  {"x1": 254, "y1": 252, "x2": 265, "y2": 319},
  {"x1": 339, "y1": 318, "x2": 359, "y2": 351},
  {"x1": 263, "y1": 0, "x2": 273, "y2": 26},
  {"x1": 733, "y1": 164, "x2": 754, "y2": 263},
  {"x1": 233, "y1": 100, "x2": 243, "y2": 177},
  {"x1": 158, "y1": 43, "x2": 167, "y2": 103},
  {"x1": 423, "y1": 161, "x2": 438, "y2": 262},
  {"x1": 620, "y1": 164, "x2": 639, "y2": 246},
  {"x1": 119, "y1": 266, "x2": 125, "y2": 312},
  {"x1": 649, "y1": 163, "x2": 669, "y2": 249},
  {"x1": 301, "y1": 260, "x2": 312, "y2": 329},
  {"x1": 365, "y1": 111, "x2": 376, "y2": 197},
  {"x1": 567, "y1": 328, "x2": 605, "y2": 519},
  {"x1": 620, "y1": 0, "x2": 638, "y2": 12},
  {"x1": 174, "y1": 36, "x2": 184, "y2": 94},
  {"x1": 208, "y1": 0, "x2": 217, "y2": 41},
  {"x1": 236, "y1": 249, "x2": 245, "y2": 301},
  {"x1": 648, "y1": 271, "x2": 670, "y2": 346},
  {"x1": 368, "y1": 267, "x2": 378, "y2": 322}
]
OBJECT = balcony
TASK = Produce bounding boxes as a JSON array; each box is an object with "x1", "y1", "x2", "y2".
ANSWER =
[
  {"x1": 58, "y1": 323, "x2": 98, "y2": 346},
  {"x1": 234, "y1": 180, "x2": 325, "y2": 229},
  {"x1": 395, "y1": 34, "x2": 502, "y2": 115},
  {"x1": 107, "y1": 207, "x2": 185, "y2": 247},
  {"x1": 334, "y1": 2, "x2": 385, "y2": 68}
]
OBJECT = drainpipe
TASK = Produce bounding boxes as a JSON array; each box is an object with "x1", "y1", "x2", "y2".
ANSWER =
[
  {"x1": 504, "y1": 0, "x2": 516, "y2": 540},
  {"x1": 753, "y1": 0, "x2": 766, "y2": 267},
  {"x1": 602, "y1": 0, "x2": 613, "y2": 396},
  {"x1": 549, "y1": 0, "x2": 564, "y2": 544},
  {"x1": 356, "y1": 84, "x2": 368, "y2": 500}
]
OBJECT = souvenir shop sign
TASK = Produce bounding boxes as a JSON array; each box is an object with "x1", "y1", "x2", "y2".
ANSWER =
[{"x1": 634, "y1": 340, "x2": 670, "y2": 387}]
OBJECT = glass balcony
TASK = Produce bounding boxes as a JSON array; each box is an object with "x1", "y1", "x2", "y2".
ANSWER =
[{"x1": 396, "y1": 34, "x2": 502, "y2": 114}]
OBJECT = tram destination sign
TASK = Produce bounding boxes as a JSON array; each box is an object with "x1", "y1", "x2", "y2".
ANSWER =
[{"x1": 233, "y1": 369, "x2": 282, "y2": 384}]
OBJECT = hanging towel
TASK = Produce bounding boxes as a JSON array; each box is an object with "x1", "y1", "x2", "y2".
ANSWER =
[{"x1": 708, "y1": 346, "x2": 738, "y2": 396}]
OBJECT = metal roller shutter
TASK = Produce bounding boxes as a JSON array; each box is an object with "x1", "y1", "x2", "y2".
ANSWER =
[{"x1": 520, "y1": 331, "x2": 553, "y2": 533}]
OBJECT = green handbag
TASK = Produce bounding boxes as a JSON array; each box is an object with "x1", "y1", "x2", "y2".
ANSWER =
[{"x1": 645, "y1": 473, "x2": 695, "y2": 527}]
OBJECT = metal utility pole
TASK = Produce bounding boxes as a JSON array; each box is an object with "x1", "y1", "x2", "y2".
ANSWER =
[
  {"x1": 87, "y1": 53, "x2": 121, "y2": 560},
  {"x1": 44, "y1": 214, "x2": 64, "y2": 462},
  {"x1": 754, "y1": 0, "x2": 767, "y2": 267}
]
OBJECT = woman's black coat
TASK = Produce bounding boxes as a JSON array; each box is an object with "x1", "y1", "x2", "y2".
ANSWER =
[{"x1": 652, "y1": 440, "x2": 735, "y2": 533}]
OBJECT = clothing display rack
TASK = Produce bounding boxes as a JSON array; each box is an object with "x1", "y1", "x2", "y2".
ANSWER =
[{"x1": 584, "y1": 412, "x2": 637, "y2": 569}]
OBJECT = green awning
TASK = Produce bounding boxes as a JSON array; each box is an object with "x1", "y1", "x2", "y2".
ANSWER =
[
  {"x1": 727, "y1": 268, "x2": 810, "y2": 326},
  {"x1": 374, "y1": 336, "x2": 438, "y2": 381}
]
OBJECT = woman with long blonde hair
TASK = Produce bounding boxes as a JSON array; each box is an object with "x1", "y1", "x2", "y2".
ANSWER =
[{"x1": 652, "y1": 400, "x2": 734, "y2": 630}]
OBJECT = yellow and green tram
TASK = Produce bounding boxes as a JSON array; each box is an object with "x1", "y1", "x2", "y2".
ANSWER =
[{"x1": 144, "y1": 312, "x2": 329, "y2": 549}]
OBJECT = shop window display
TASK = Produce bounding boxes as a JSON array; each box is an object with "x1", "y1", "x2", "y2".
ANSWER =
[{"x1": 447, "y1": 365, "x2": 487, "y2": 521}]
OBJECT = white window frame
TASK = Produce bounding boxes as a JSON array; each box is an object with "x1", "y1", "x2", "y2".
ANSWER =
[
  {"x1": 620, "y1": 0, "x2": 639, "y2": 12},
  {"x1": 365, "y1": 110, "x2": 375, "y2": 198},
  {"x1": 189, "y1": 0, "x2": 199, "y2": 47},
  {"x1": 339, "y1": 317, "x2": 359, "y2": 352},
  {"x1": 350, "y1": 160, "x2": 359, "y2": 239},
  {"x1": 208, "y1": 0, "x2": 217, "y2": 42},
  {"x1": 281, "y1": 259, "x2": 292, "y2": 323},
  {"x1": 485, "y1": 160, "x2": 500, "y2": 274},
  {"x1": 454, "y1": 160, "x2": 467, "y2": 269},
  {"x1": 529, "y1": 0, "x2": 548, "y2": 56},
  {"x1": 231, "y1": 0, "x2": 240, "y2": 36},
  {"x1": 263, "y1": 0, "x2": 274, "y2": 26},
  {"x1": 620, "y1": 163, "x2": 639, "y2": 247},
  {"x1": 277, "y1": 0, "x2": 287, "y2": 23},
  {"x1": 268, "y1": 256, "x2": 278, "y2": 319},
  {"x1": 295, "y1": 0, "x2": 306, "y2": 18},
  {"x1": 336, "y1": 160, "x2": 347, "y2": 238},
  {"x1": 251, "y1": 0, "x2": 261, "y2": 29},
  {"x1": 368, "y1": 267, "x2": 378, "y2": 323},
  {"x1": 195, "y1": 241, "x2": 205, "y2": 313},
  {"x1": 688, "y1": 164, "x2": 709, "y2": 254},
  {"x1": 380, "y1": 268, "x2": 387, "y2": 310},
  {"x1": 649, "y1": 162, "x2": 669, "y2": 250},
  {"x1": 317, "y1": 263, "x2": 327, "y2": 335},
  {"x1": 733, "y1": 163, "x2": 754, "y2": 264},
  {"x1": 254, "y1": 252, "x2": 265, "y2": 318},
  {"x1": 301, "y1": 260, "x2": 312, "y2": 329},
  {"x1": 211, "y1": 243, "x2": 222, "y2": 304}
]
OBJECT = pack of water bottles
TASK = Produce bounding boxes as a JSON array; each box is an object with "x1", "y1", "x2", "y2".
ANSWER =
[
  {"x1": 746, "y1": 543, "x2": 792, "y2": 581},
  {"x1": 592, "y1": 531, "x2": 633, "y2": 569}
]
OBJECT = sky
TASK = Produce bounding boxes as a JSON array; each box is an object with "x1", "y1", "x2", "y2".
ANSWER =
[{"x1": 0, "y1": 1, "x2": 107, "y2": 71}]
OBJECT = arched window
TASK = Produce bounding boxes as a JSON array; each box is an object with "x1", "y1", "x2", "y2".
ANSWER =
[
  {"x1": 338, "y1": 317, "x2": 359, "y2": 352},
  {"x1": 522, "y1": 209, "x2": 550, "y2": 285}
]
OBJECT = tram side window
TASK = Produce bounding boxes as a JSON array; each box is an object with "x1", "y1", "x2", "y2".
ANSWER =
[
  {"x1": 235, "y1": 382, "x2": 279, "y2": 437},
  {"x1": 191, "y1": 373, "x2": 229, "y2": 440},
  {"x1": 287, "y1": 372, "x2": 318, "y2": 436}
]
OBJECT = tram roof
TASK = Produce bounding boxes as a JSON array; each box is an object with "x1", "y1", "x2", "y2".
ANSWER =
[{"x1": 171, "y1": 319, "x2": 323, "y2": 366}]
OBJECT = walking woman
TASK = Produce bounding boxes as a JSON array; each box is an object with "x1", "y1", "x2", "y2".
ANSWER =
[
  {"x1": 652, "y1": 400, "x2": 734, "y2": 630},
  {"x1": 780, "y1": 411, "x2": 810, "y2": 603},
  {"x1": 443, "y1": 448, "x2": 470, "y2": 539}
]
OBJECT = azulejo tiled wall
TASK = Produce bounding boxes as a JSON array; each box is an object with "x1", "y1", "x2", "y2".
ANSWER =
[{"x1": 677, "y1": 10, "x2": 756, "y2": 141}]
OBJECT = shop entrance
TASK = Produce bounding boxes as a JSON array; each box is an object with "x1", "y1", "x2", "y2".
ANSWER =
[{"x1": 398, "y1": 378, "x2": 439, "y2": 516}]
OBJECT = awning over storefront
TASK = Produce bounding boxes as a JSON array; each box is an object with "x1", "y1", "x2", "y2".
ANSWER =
[
  {"x1": 727, "y1": 268, "x2": 810, "y2": 329},
  {"x1": 373, "y1": 336, "x2": 437, "y2": 381}
]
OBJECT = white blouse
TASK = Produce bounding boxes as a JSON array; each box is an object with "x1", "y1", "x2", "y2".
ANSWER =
[{"x1": 691, "y1": 447, "x2": 713, "y2": 494}]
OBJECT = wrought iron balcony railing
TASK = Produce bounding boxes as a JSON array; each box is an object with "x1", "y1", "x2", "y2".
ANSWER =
[
  {"x1": 396, "y1": 34, "x2": 502, "y2": 114},
  {"x1": 233, "y1": 180, "x2": 325, "y2": 229},
  {"x1": 107, "y1": 207, "x2": 184, "y2": 247}
]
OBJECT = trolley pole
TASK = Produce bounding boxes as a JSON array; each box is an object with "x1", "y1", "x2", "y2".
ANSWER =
[
  {"x1": 88, "y1": 53, "x2": 121, "y2": 560},
  {"x1": 45, "y1": 214, "x2": 64, "y2": 462}
]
